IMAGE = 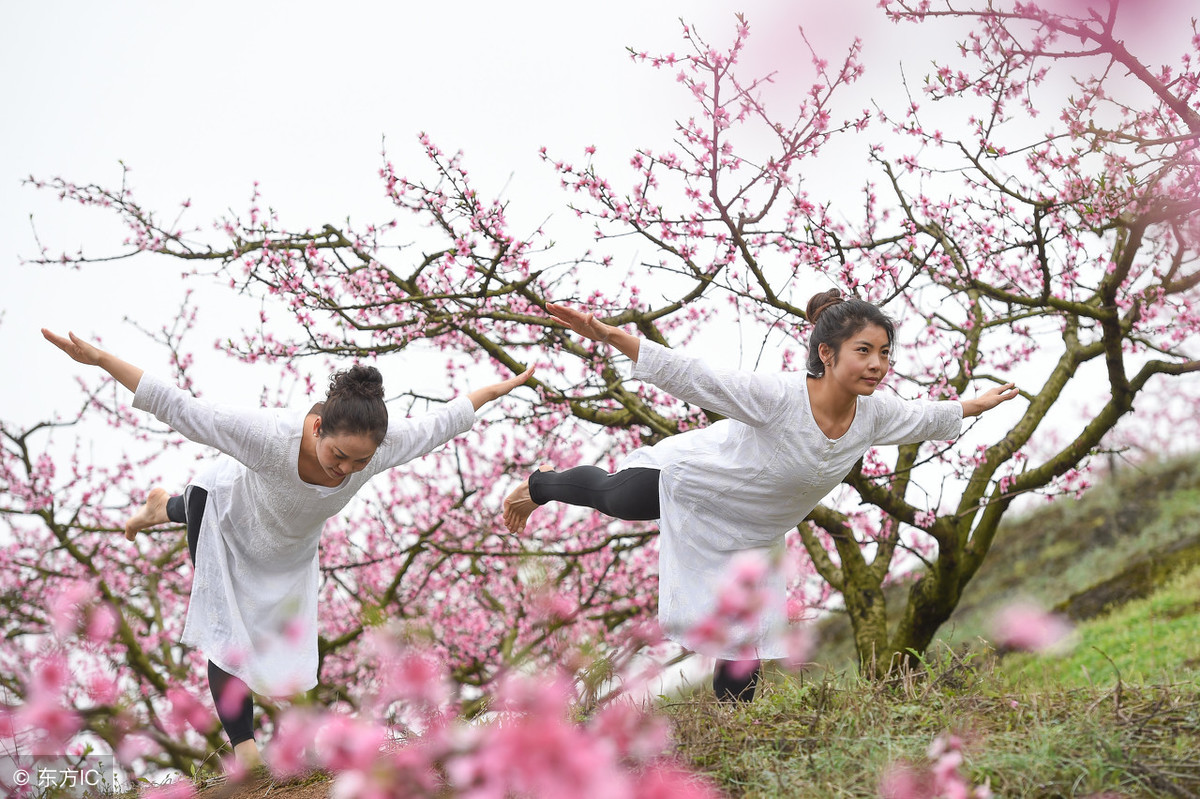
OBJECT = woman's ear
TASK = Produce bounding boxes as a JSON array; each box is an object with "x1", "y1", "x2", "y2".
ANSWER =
[
  {"x1": 818, "y1": 342, "x2": 835, "y2": 368},
  {"x1": 312, "y1": 416, "x2": 322, "y2": 438}
]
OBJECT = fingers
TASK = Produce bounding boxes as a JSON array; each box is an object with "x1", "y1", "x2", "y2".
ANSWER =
[
  {"x1": 545, "y1": 303, "x2": 573, "y2": 325},
  {"x1": 503, "y1": 366, "x2": 534, "y2": 387},
  {"x1": 43, "y1": 328, "x2": 98, "y2": 361},
  {"x1": 43, "y1": 328, "x2": 85, "y2": 361},
  {"x1": 503, "y1": 369, "x2": 534, "y2": 393},
  {"x1": 986, "y1": 383, "x2": 1019, "y2": 409},
  {"x1": 488, "y1": 366, "x2": 536, "y2": 401},
  {"x1": 42, "y1": 328, "x2": 70, "y2": 351},
  {"x1": 546, "y1": 303, "x2": 591, "y2": 331},
  {"x1": 545, "y1": 303, "x2": 610, "y2": 343}
]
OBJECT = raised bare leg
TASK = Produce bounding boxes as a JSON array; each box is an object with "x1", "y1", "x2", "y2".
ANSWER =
[
  {"x1": 124, "y1": 487, "x2": 171, "y2": 541},
  {"x1": 502, "y1": 466, "x2": 552, "y2": 534}
]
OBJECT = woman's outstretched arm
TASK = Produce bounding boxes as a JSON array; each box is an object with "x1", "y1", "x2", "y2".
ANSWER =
[
  {"x1": 546, "y1": 303, "x2": 641, "y2": 362},
  {"x1": 466, "y1": 366, "x2": 536, "y2": 411},
  {"x1": 379, "y1": 366, "x2": 536, "y2": 472},
  {"x1": 960, "y1": 383, "x2": 1019, "y2": 417},
  {"x1": 46, "y1": 327, "x2": 277, "y2": 470},
  {"x1": 42, "y1": 329, "x2": 143, "y2": 392},
  {"x1": 545, "y1": 302, "x2": 791, "y2": 427}
]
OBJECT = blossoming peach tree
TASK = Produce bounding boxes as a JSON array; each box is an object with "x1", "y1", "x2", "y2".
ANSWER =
[{"x1": 3, "y1": 0, "x2": 1198, "y2": 784}]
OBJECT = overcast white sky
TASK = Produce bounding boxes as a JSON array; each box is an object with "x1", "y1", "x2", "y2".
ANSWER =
[
  {"x1": 1, "y1": 0, "x2": 908, "y2": 425},
  {"x1": 3, "y1": 0, "x2": 1194, "y2": 443}
]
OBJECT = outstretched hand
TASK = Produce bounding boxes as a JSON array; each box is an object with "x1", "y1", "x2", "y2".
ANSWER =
[
  {"x1": 42, "y1": 328, "x2": 144, "y2": 392},
  {"x1": 962, "y1": 382, "x2": 1019, "y2": 417},
  {"x1": 544, "y1": 302, "x2": 642, "y2": 362},
  {"x1": 42, "y1": 329, "x2": 103, "y2": 366},
  {"x1": 468, "y1": 366, "x2": 536, "y2": 411},
  {"x1": 545, "y1": 303, "x2": 612, "y2": 343},
  {"x1": 494, "y1": 366, "x2": 536, "y2": 397}
]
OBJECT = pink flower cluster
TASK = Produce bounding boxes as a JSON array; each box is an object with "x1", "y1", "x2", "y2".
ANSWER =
[
  {"x1": 989, "y1": 601, "x2": 1074, "y2": 655},
  {"x1": 143, "y1": 666, "x2": 721, "y2": 799},
  {"x1": 685, "y1": 552, "x2": 812, "y2": 667},
  {"x1": 879, "y1": 734, "x2": 992, "y2": 799}
]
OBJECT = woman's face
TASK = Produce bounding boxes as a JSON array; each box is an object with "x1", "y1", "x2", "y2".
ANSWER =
[
  {"x1": 313, "y1": 420, "x2": 379, "y2": 481},
  {"x1": 821, "y1": 323, "x2": 892, "y2": 395}
]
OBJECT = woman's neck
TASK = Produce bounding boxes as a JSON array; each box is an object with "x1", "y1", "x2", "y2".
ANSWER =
[{"x1": 806, "y1": 374, "x2": 858, "y2": 439}]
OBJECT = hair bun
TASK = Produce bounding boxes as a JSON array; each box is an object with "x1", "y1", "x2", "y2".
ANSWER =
[
  {"x1": 329, "y1": 364, "x2": 385, "y2": 401},
  {"x1": 806, "y1": 289, "x2": 844, "y2": 323}
]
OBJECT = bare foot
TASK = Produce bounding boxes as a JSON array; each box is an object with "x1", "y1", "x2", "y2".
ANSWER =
[
  {"x1": 124, "y1": 488, "x2": 171, "y2": 541},
  {"x1": 502, "y1": 466, "x2": 552, "y2": 534},
  {"x1": 233, "y1": 739, "x2": 264, "y2": 771}
]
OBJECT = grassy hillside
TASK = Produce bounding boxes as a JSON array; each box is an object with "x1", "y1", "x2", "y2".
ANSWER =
[
  {"x1": 1001, "y1": 564, "x2": 1200, "y2": 690},
  {"x1": 663, "y1": 454, "x2": 1200, "y2": 797},
  {"x1": 141, "y1": 456, "x2": 1200, "y2": 798},
  {"x1": 811, "y1": 455, "x2": 1200, "y2": 672},
  {"x1": 671, "y1": 642, "x2": 1200, "y2": 797}
]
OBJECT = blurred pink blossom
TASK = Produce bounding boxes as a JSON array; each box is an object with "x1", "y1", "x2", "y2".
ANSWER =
[
  {"x1": 165, "y1": 687, "x2": 212, "y2": 735},
  {"x1": 85, "y1": 672, "x2": 121, "y2": 706},
  {"x1": 685, "y1": 551, "x2": 773, "y2": 653},
  {"x1": 266, "y1": 708, "x2": 320, "y2": 777},
  {"x1": 634, "y1": 763, "x2": 723, "y2": 799},
  {"x1": 879, "y1": 733, "x2": 991, "y2": 799},
  {"x1": 142, "y1": 780, "x2": 196, "y2": 799},
  {"x1": 314, "y1": 714, "x2": 386, "y2": 773},
  {"x1": 14, "y1": 693, "x2": 81, "y2": 750},
  {"x1": 989, "y1": 601, "x2": 1074, "y2": 653},
  {"x1": 48, "y1": 582, "x2": 93, "y2": 638},
  {"x1": 215, "y1": 677, "x2": 250, "y2": 720},
  {"x1": 85, "y1": 602, "x2": 119, "y2": 645}
]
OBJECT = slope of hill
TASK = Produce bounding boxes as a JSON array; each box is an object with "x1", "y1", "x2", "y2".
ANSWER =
[{"x1": 811, "y1": 455, "x2": 1200, "y2": 670}]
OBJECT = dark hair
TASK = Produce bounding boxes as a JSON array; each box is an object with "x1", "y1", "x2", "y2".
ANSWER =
[
  {"x1": 320, "y1": 365, "x2": 388, "y2": 445},
  {"x1": 805, "y1": 289, "x2": 896, "y2": 377}
]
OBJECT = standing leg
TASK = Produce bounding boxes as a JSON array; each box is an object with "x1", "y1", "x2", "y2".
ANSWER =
[
  {"x1": 207, "y1": 661, "x2": 260, "y2": 769},
  {"x1": 503, "y1": 466, "x2": 660, "y2": 533},
  {"x1": 171, "y1": 486, "x2": 263, "y2": 769},
  {"x1": 713, "y1": 659, "x2": 762, "y2": 703}
]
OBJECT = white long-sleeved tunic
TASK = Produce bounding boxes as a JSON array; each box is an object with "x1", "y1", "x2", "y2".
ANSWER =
[
  {"x1": 133, "y1": 374, "x2": 476, "y2": 696},
  {"x1": 620, "y1": 341, "x2": 964, "y2": 660}
]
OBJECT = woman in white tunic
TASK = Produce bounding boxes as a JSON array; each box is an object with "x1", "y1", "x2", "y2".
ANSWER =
[
  {"x1": 502, "y1": 290, "x2": 1017, "y2": 701},
  {"x1": 43, "y1": 328, "x2": 532, "y2": 767}
]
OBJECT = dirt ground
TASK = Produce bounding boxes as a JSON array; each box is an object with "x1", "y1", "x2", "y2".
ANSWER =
[{"x1": 141, "y1": 770, "x2": 334, "y2": 799}]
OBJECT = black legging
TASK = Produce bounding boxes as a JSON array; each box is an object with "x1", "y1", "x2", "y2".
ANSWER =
[
  {"x1": 528, "y1": 465, "x2": 661, "y2": 520},
  {"x1": 167, "y1": 488, "x2": 256, "y2": 747},
  {"x1": 713, "y1": 659, "x2": 762, "y2": 702},
  {"x1": 526, "y1": 466, "x2": 762, "y2": 702}
]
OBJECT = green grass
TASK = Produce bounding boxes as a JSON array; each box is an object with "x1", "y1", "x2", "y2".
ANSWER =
[
  {"x1": 668, "y1": 650, "x2": 1200, "y2": 798},
  {"x1": 668, "y1": 457, "x2": 1200, "y2": 797},
  {"x1": 812, "y1": 455, "x2": 1200, "y2": 670},
  {"x1": 1000, "y1": 566, "x2": 1200, "y2": 691},
  {"x1": 941, "y1": 459, "x2": 1200, "y2": 648}
]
